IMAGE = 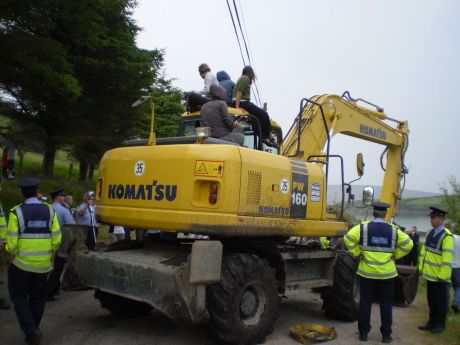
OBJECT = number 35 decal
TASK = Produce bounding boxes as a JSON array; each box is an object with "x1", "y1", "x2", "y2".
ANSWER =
[
  {"x1": 291, "y1": 192, "x2": 307, "y2": 206},
  {"x1": 134, "y1": 160, "x2": 146, "y2": 176}
]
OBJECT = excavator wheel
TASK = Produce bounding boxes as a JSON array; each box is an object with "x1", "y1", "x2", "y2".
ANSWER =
[
  {"x1": 95, "y1": 289, "x2": 152, "y2": 317},
  {"x1": 322, "y1": 251, "x2": 359, "y2": 322},
  {"x1": 206, "y1": 253, "x2": 279, "y2": 345}
]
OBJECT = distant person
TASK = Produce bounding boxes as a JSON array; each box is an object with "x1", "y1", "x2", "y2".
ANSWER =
[
  {"x1": 407, "y1": 226, "x2": 420, "y2": 266},
  {"x1": 64, "y1": 195, "x2": 76, "y2": 220},
  {"x1": 233, "y1": 66, "x2": 276, "y2": 147},
  {"x1": 187, "y1": 63, "x2": 219, "y2": 112},
  {"x1": 200, "y1": 84, "x2": 245, "y2": 146},
  {"x1": 6, "y1": 178, "x2": 61, "y2": 345},
  {"x1": 217, "y1": 70, "x2": 235, "y2": 105},
  {"x1": 448, "y1": 223, "x2": 460, "y2": 314},
  {"x1": 418, "y1": 207, "x2": 454, "y2": 333},
  {"x1": 76, "y1": 191, "x2": 98, "y2": 250},
  {"x1": 50, "y1": 189, "x2": 75, "y2": 226},
  {"x1": 344, "y1": 201, "x2": 413, "y2": 343}
]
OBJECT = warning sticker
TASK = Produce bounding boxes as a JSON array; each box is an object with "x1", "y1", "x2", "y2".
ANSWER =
[{"x1": 195, "y1": 161, "x2": 224, "y2": 177}]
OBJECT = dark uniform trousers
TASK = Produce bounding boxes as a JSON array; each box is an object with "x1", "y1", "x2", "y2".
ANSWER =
[
  {"x1": 427, "y1": 280, "x2": 449, "y2": 328},
  {"x1": 46, "y1": 255, "x2": 66, "y2": 297},
  {"x1": 359, "y1": 277, "x2": 394, "y2": 337},
  {"x1": 8, "y1": 264, "x2": 48, "y2": 336}
]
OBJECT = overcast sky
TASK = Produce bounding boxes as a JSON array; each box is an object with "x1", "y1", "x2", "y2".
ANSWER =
[{"x1": 133, "y1": 0, "x2": 459, "y2": 193}]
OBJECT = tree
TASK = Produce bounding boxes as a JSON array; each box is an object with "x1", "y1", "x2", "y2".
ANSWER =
[
  {"x1": 0, "y1": 0, "x2": 177, "y2": 177},
  {"x1": 0, "y1": 0, "x2": 82, "y2": 175},
  {"x1": 440, "y1": 176, "x2": 460, "y2": 227}
]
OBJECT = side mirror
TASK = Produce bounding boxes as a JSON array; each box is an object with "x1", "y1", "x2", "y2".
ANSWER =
[
  {"x1": 362, "y1": 186, "x2": 374, "y2": 206},
  {"x1": 357, "y1": 153, "x2": 364, "y2": 177}
]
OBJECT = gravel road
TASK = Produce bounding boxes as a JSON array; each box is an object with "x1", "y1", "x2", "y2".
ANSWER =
[{"x1": 0, "y1": 279, "x2": 439, "y2": 345}]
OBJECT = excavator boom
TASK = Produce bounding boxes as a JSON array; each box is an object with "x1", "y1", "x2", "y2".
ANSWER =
[{"x1": 282, "y1": 93, "x2": 409, "y2": 220}]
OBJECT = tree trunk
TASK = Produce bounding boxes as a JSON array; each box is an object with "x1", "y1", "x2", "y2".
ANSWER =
[
  {"x1": 79, "y1": 160, "x2": 89, "y2": 181},
  {"x1": 42, "y1": 141, "x2": 56, "y2": 176},
  {"x1": 88, "y1": 164, "x2": 95, "y2": 180},
  {"x1": 18, "y1": 150, "x2": 24, "y2": 175}
]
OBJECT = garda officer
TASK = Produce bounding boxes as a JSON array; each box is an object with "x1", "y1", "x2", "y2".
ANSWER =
[
  {"x1": 0, "y1": 179, "x2": 10, "y2": 310},
  {"x1": 344, "y1": 201, "x2": 413, "y2": 343},
  {"x1": 418, "y1": 207, "x2": 454, "y2": 333},
  {"x1": 6, "y1": 178, "x2": 61, "y2": 345},
  {"x1": 47, "y1": 188, "x2": 75, "y2": 301}
]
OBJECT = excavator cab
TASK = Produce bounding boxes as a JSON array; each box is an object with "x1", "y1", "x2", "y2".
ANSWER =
[{"x1": 179, "y1": 107, "x2": 283, "y2": 154}]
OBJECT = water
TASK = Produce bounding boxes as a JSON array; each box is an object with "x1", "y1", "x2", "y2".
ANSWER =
[{"x1": 393, "y1": 215, "x2": 431, "y2": 233}]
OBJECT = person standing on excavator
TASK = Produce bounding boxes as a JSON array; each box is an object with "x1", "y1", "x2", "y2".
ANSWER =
[{"x1": 345, "y1": 202, "x2": 413, "y2": 343}]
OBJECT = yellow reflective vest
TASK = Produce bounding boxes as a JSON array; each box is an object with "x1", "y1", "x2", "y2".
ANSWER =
[
  {"x1": 320, "y1": 237, "x2": 331, "y2": 249},
  {"x1": 344, "y1": 220, "x2": 413, "y2": 279},
  {"x1": 418, "y1": 227, "x2": 454, "y2": 282},
  {"x1": 6, "y1": 201, "x2": 61, "y2": 273},
  {"x1": 0, "y1": 203, "x2": 7, "y2": 242}
]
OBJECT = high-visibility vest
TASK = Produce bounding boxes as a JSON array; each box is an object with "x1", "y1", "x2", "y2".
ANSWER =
[
  {"x1": 418, "y1": 227, "x2": 454, "y2": 282},
  {"x1": 6, "y1": 202, "x2": 61, "y2": 273},
  {"x1": 0, "y1": 203, "x2": 7, "y2": 241},
  {"x1": 320, "y1": 237, "x2": 331, "y2": 249},
  {"x1": 344, "y1": 221, "x2": 413, "y2": 279}
]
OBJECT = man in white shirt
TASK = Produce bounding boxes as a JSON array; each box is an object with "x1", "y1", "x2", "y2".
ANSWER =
[{"x1": 449, "y1": 223, "x2": 460, "y2": 313}]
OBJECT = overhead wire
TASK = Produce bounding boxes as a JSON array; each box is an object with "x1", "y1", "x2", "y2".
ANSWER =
[
  {"x1": 226, "y1": 0, "x2": 247, "y2": 66},
  {"x1": 226, "y1": 0, "x2": 262, "y2": 106}
]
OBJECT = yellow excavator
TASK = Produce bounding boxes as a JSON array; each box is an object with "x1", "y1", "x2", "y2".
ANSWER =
[{"x1": 65, "y1": 92, "x2": 417, "y2": 345}]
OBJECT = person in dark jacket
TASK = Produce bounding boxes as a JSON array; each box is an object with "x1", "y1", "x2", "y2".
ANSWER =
[
  {"x1": 200, "y1": 85, "x2": 245, "y2": 146},
  {"x1": 408, "y1": 226, "x2": 420, "y2": 266},
  {"x1": 216, "y1": 71, "x2": 235, "y2": 105}
]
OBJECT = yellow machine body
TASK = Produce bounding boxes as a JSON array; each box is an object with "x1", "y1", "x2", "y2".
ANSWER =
[
  {"x1": 96, "y1": 143, "x2": 347, "y2": 237},
  {"x1": 96, "y1": 94, "x2": 409, "y2": 237}
]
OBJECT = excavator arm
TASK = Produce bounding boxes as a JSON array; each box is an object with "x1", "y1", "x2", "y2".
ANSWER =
[{"x1": 281, "y1": 93, "x2": 409, "y2": 221}]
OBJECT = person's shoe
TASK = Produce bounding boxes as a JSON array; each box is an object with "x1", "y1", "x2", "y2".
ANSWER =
[
  {"x1": 418, "y1": 324, "x2": 432, "y2": 331},
  {"x1": 430, "y1": 327, "x2": 445, "y2": 334},
  {"x1": 382, "y1": 336, "x2": 393, "y2": 343},
  {"x1": 26, "y1": 330, "x2": 42, "y2": 345},
  {"x1": 452, "y1": 304, "x2": 460, "y2": 314},
  {"x1": 359, "y1": 333, "x2": 368, "y2": 341}
]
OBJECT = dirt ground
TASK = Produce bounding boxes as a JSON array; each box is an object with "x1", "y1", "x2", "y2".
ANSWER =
[{"x1": 0, "y1": 277, "x2": 446, "y2": 345}]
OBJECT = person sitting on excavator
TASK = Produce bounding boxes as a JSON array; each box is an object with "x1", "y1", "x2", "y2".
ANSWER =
[
  {"x1": 200, "y1": 84, "x2": 245, "y2": 146},
  {"x1": 233, "y1": 66, "x2": 276, "y2": 147}
]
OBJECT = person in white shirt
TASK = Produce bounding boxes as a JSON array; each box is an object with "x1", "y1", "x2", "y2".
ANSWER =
[
  {"x1": 186, "y1": 63, "x2": 219, "y2": 112},
  {"x1": 448, "y1": 223, "x2": 460, "y2": 313}
]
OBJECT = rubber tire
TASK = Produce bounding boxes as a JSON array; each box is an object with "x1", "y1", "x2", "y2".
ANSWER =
[
  {"x1": 95, "y1": 289, "x2": 152, "y2": 317},
  {"x1": 206, "y1": 253, "x2": 279, "y2": 345},
  {"x1": 322, "y1": 251, "x2": 359, "y2": 322}
]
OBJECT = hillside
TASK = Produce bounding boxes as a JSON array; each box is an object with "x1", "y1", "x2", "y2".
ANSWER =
[{"x1": 326, "y1": 184, "x2": 439, "y2": 204}]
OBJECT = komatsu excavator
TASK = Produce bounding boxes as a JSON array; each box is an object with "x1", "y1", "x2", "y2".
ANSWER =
[{"x1": 65, "y1": 92, "x2": 417, "y2": 345}]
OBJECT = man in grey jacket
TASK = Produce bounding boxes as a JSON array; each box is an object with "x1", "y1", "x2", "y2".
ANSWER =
[{"x1": 200, "y1": 84, "x2": 245, "y2": 146}]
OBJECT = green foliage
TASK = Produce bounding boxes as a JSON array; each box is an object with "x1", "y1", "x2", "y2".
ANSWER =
[
  {"x1": 440, "y1": 175, "x2": 460, "y2": 228},
  {"x1": 0, "y1": 0, "x2": 184, "y2": 178},
  {"x1": 0, "y1": 151, "x2": 94, "y2": 218}
]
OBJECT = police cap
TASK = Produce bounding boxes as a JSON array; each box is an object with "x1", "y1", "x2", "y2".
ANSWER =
[
  {"x1": 50, "y1": 189, "x2": 65, "y2": 198},
  {"x1": 372, "y1": 201, "x2": 391, "y2": 211},
  {"x1": 17, "y1": 177, "x2": 40, "y2": 189},
  {"x1": 429, "y1": 207, "x2": 447, "y2": 217}
]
